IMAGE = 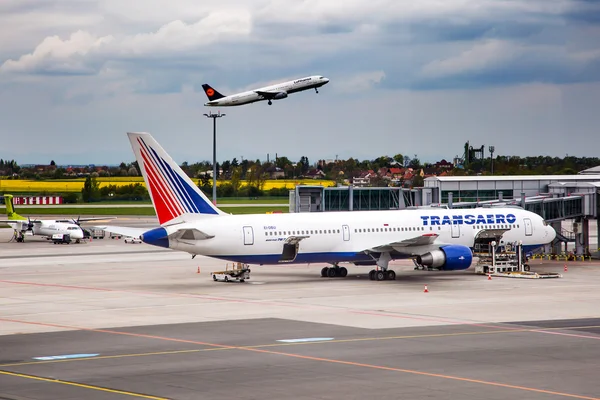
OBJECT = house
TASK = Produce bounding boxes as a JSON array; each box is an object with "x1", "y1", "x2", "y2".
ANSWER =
[{"x1": 305, "y1": 169, "x2": 326, "y2": 179}]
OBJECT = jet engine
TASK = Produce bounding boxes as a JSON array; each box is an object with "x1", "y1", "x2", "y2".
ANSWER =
[
  {"x1": 273, "y1": 92, "x2": 288, "y2": 100},
  {"x1": 415, "y1": 245, "x2": 472, "y2": 270}
]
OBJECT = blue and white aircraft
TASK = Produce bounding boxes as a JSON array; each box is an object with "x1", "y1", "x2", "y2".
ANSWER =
[{"x1": 98, "y1": 132, "x2": 556, "y2": 281}]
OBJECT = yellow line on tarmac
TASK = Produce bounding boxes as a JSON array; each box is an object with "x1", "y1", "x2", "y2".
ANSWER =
[{"x1": 0, "y1": 369, "x2": 169, "y2": 399}]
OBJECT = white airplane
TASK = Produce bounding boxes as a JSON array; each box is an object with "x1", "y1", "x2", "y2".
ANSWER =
[
  {"x1": 1, "y1": 194, "x2": 113, "y2": 243},
  {"x1": 202, "y1": 75, "x2": 330, "y2": 106},
  {"x1": 97, "y1": 132, "x2": 557, "y2": 281}
]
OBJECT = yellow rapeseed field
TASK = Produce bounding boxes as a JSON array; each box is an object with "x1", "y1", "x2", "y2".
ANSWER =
[{"x1": 0, "y1": 179, "x2": 334, "y2": 193}]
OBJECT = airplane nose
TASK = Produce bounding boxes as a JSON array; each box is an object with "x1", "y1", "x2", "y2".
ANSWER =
[{"x1": 547, "y1": 226, "x2": 556, "y2": 241}]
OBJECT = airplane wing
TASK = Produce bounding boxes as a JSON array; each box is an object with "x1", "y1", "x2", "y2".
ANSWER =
[
  {"x1": 255, "y1": 90, "x2": 284, "y2": 99},
  {"x1": 94, "y1": 225, "x2": 148, "y2": 239},
  {"x1": 76, "y1": 217, "x2": 117, "y2": 223},
  {"x1": 364, "y1": 233, "x2": 441, "y2": 253}
]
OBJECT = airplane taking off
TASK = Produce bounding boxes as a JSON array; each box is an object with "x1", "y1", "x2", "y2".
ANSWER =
[
  {"x1": 97, "y1": 132, "x2": 557, "y2": 281},
  {"x1": 1, "y1": 195, "x2": 113, "y2": 243},
  {"x1": 202, "y1": 75, "x2": 329, "y2": 106}
]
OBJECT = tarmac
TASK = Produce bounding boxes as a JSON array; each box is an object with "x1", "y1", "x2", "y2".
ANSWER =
[{"x1": 1, "y1": 225, "x2": 599, "y2": 400}]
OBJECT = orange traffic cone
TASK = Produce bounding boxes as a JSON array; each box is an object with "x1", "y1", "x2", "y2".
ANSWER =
[
  {"x1": 197, "y1": 266, "x2": 201, "y2": 274},
  {"x1": 564, "y1": 264, "x2": 568, "y2": 272},
  {"x1": 488, "y1": 273, "x2": 492, "y2": 280},
  {"x1": 424, "y1": 285, "x2": 429, "y2": 293}
]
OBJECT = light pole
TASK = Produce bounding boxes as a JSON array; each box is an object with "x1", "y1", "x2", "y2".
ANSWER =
[
  {"x1": 488, "y1": 145, "x2": 495, "y2": 175},
  {"x1": 203, "y1": 111, "x2": 225, "y2": 204}
]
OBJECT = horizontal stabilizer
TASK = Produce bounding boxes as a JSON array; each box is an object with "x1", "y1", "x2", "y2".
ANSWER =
[
  {"x1": 169, "y1": 228, "x2": 214, "y2": 241},
  {"x1": 94, "y1": 225, "x2": 148, "y2": 239}
]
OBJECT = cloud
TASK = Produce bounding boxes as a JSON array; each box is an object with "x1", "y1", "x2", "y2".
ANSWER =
[
  {"x1": 0, "y1": 9, "x2": 252, "y2": 75},
  {"x1": 0, "y1": 30, "x2": 114, "y2": 74},
  {"x1": 332, "y1": 71, "x2": 386, "y2": 93}
]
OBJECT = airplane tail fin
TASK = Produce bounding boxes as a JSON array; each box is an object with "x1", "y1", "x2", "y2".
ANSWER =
[
  {"x1": 4, "y1": 195, "x2": 26, "y2": 221},
  {"x1": 128, "y1": 132, "x2": 227, "y2": 225},
  {"x1": 201, "y1": 84, "x2": 226, "y2": 101}
]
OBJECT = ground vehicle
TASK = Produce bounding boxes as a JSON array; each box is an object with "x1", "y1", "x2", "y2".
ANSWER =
[
  {"x1": 51, "y1": 233, "x2": 71, "y2": 244},
  {"x1": 211, "y1": 263, "x2": 251, "y2": 282},
  {"x1": 124, "y1": 236, "x2": 142, "y2": 244}
]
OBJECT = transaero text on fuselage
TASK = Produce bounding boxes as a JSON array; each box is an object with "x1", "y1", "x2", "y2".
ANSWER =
[{"x1": 420, "y1": 213, "x2": 517, "y2": 226}]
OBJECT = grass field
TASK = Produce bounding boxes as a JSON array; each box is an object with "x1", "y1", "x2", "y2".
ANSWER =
[
  {"x1": 0, "y1": 179, "x2": 333, "y2": 193},
  {"x1": 0, "y1": 206, "x2": 288, "y2": 217}
]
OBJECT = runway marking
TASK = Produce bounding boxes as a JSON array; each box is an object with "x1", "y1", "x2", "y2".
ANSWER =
[
  {"x1": 3, "y1": 324, "x2": 600, "y2": 368},
  {"x1": 33, "y1": 353, "x2": 99, "y2": 361},
  {"x1": 0, "y1": 279, "x2": 541, "y2": 330},
  {"x1": 0, "y1": 369, "x2": 168, "y2": 399},
  {"x1": 1, "y1": 318, "x2": 599, "y2": 399},
  {"x1": 277, "y1": 337, "x2": 334, "y2": 343}
]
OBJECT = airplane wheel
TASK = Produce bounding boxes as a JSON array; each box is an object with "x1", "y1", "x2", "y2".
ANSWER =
[
  {"x1": 224, "y1": 276, "x2": 229, "y2": 282},
  {"x1": 268, "y1": 100, "x2": 272, "y2": 105},
  {"x1": 376, "y1": 271, "x2": 386, "y2": 281},
  {"x1": 386, "y1": 270, "x2": 396, "y2": 280},
  {"x1": 339, "y1": 267, "x2": 348, "y2": 278},
  {"x1": 321, "y1": 267, "x2": 329, "y2": 277},
  {"x1": 369, "y1": 270, "x2": 376, "y2": 280},
  {"x1": 213, "y1": 275, "x2": 217, "y2": 281},
  {"x1": 524, "y1": 265, "x2": 530, "y2": 272},
  {"x1": 327, "y1": 268, "x2": 337, "y2": 278}
]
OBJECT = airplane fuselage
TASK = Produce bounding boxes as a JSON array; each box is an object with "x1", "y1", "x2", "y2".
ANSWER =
[
  {"x1": 205, "y1": 76, "x2": 329, "y2": 106},
  {"x1": 144, "y1": 208, "x2": 555, "y2": 265},
  {"x1": 9, "y1": 220, "x2": 85, "y2": 240}
]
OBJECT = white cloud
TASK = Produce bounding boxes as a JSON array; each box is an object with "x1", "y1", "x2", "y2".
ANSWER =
[
  {"x1": 0, "y1": 30, "x2": 113, "y2": 74},
  {"x1": 420, "y1": 40, "x2": 522, "y2": 78},
  {"x1": 0, "y1": 9, "x2": 252, "y2": 74},
  {"x1": 332, "y1": 71, "x2": 386, "y2": 93}
]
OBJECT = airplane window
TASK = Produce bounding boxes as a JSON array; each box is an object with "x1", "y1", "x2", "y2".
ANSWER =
[
  {"x1": 337, "y1": 230, "x2": 340, "y2": 233},
  {"x1": 328, "y1": 230, "x2": 331, "y2": 234}
]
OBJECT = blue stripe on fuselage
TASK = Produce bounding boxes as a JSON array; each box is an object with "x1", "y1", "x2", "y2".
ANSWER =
[{"x1": 207, "y1": 244, "x2": 547, "y2": 265}]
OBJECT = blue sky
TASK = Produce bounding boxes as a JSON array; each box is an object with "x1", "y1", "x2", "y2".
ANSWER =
[{"x1": 0, "y1": 0, "x2": 599, "y2": 165}]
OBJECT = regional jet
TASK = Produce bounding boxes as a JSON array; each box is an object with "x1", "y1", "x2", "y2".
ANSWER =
[
  {"x1": 202, "y1": 75, "x2": 329, "y2": 106},
  {"x1": 96, "y1": 132, "x2": 556, "y2": 281},
  {"x1": 1, "y1": 194, "x2": 114, "y2": 243}
]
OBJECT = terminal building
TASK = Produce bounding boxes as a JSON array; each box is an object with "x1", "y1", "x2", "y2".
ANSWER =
[{"x1": 290, "y1": 174, "x2": 600, "y2": 257}]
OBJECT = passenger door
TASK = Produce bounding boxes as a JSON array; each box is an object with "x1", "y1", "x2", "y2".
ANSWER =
[
  {"x1": 243, "y1": 226, "x2": 254, "y2": 245},
  {"x1": 342, "y1": 225, "x2": 350, "y2": 241},
  {"x1": 524, "y1": 218, "x2": 533, "y2": 236},
  {"x1": 451, "y1": 224, "x2": 460, "y2": 238}
]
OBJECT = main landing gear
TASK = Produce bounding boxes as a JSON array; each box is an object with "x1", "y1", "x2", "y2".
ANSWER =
[
  {"x1": 321, "y1": 265, "x2": 348, "y2": 278},
  {"x1": 268, "y1": 100, "x2": 272, "y2": 105},
  {"x1": 315, "y1": 87, "x2": 319, "y2": 94},
  {"x1": 368, "y1": 269, "x2": 396, "y2": 281},
  {"x1": 368, "y1": 251, "x2": 396, "y2": 281}
]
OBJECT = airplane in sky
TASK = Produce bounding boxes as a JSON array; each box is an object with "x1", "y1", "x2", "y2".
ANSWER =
[
  {"x1": 1, "y1": 195, "x2": 113, "y2": 243},
  {"x1": 97, "y1": 132, "x2": 556, "y2": 281},
  {"x1": 202, "y1": 75, "x2": 329, "y2": 106}
]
